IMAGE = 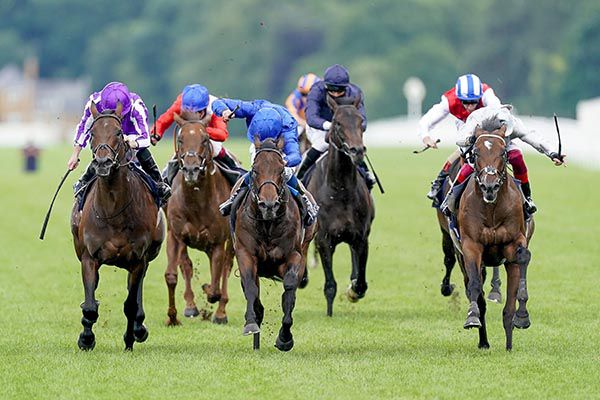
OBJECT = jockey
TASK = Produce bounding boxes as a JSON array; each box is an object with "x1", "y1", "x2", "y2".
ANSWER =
[
  {"x1": 68, "y1": 81, "x2": 171, "y2": 202},
  {"x1": 446, "y1": 105, "x2": 565, "y2": 214},
  {"x1": 212, "y1": 99, "x2": 319, "y2": 226},
  {"x1": 295, "y1": 64, "x2": 375, "y2": 189},
  {"x1": 419, "y1": 73, "x2": 501, "y2": 206},
  {"x1": 149, "y1": 84, "x2": 240, "y2": 185},
  {"x1": 285, "y1": 73, "x2": 320, "y2": 134}
]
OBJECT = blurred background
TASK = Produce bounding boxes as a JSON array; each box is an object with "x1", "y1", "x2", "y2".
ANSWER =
[{"x1": 0, "y1": 0, "x2": 599, "y2": 165}]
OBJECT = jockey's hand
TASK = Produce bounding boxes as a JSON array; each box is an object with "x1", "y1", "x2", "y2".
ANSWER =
[
  {"x1": 423, "y1": 136, "x2": 438, "y2": 149},
  {"x1": 150, "y1": 133, "x2": 161, "y2": 146},
  {"x1": 222, "y1": 109, "x2": 233, "y2": 122},
  {"x1": 549, "y1": 152, "x2": 566, "y2": 166},
  {"x1": 67, "y1": 155, "x2": 80, "y2": 171},
  {"x1": 125, "y1": 137, "x2": 139, "y2": 149}
]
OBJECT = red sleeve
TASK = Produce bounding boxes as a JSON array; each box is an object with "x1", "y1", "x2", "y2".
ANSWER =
[
  {"x1": 151, "y1": 95, "x2": 182, "y2": 138},
  {"x1": 206, "y1": 113, "x2": 229, "y2": 142}
]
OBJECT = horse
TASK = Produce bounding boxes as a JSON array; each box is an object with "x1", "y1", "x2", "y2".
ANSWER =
[
  {"x1": 436, "y1": 157, "x2": 503, "y2": 302},
  {"x1": 70, "y1": 102, "x2": 165, "y2": 350},
  {"x1": 233, "y1": 136, "x2": 315, "y2": 351},
  {"x1": 454, "y1": 119, "x2": 534, "y2": 350},
  {"x1": 163, "y1": 112, "x2": 234, "y2": 325},
  {"x1": 304, "y1": 94, "x2": 375, "y2": 317}
]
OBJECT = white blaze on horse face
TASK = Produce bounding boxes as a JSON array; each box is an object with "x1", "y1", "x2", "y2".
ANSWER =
[
  {"x1": 484, "y1": 140, "x2": 493, "y2": 151},
  {"x1": 189, "y1": 129, "x2": 196, "y2": 135}
]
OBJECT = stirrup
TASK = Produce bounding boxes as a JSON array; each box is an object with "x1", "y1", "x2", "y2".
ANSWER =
[
  {"x1": 524, "y1": 197, "x2": 537, "y2": 214},
  {"x1": 219, "y1": 198, "x2": 233, "y2": 216}
]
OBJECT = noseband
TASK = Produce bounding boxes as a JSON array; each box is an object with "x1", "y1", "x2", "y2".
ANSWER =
[
  {"x1": 328, "y1": 109, "x2": 364, "y2": 161},
  {"x1": 175, "y1": 121, "x2": 212, "y2": 171},
  {"x1": 89, "y1": 114, "x2": 130, "y2": 168},
  {"x1": 473, "y1": 133, "x2": 508, "y2": 189},
  {"x1": 250, "y1": 147, "x2": 288, "y2": 207}
]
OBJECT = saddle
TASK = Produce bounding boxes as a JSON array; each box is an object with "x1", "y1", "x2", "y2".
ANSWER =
[
  {"x1": 300, "y1": 150, "x2": 371, "y2": 190},
  {"x1": 76, "y1": 164, "x2": 161, "y2": 211},
  {"x1": 213, "y1": 158, "x2": 247, "y2": 187}
]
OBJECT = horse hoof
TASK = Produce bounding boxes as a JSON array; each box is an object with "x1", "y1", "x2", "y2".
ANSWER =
[
  {"x1": 464, "y1": 316, "x2": 482, "y2": 329},
  {"x1": 206, "y1": 294, "x2": 221, "y2": 304},
  {"x1": 299, "y1": 273, "x2": 309, "y2": 289},
  {"x1": 275, "y1": 336, "x2": 294, "y2": 352},
  {"x1": 184, "y1": 307, "x2": 200, "y2": 318},
  {"x1": 165, "y1": 317, "x2": 182, "y2": 327},
  {"x1": 77, "y1": 333, "x2": 96, "y2": 351},
  {"x1": 212, "y1": 315, "x2": 228, "y2": 325},
  {"x1": 134, "y1": 324, "x2": 148, "y2": 343},
  {"x1": 478, "y1": 342, "x2": 490, "y2": 349},
  {"x1": 243, "y1": 323, "x2": 260, "y2": 336},
  {"x1": 440, "y1": 283, "x2": 455, "y2": 297},
  {"x1": 487, "y1": 291, "x2": 502, "y2": 303},
  {"x1": 513, "y1": 315, "x2": 531, "y2": 329}
]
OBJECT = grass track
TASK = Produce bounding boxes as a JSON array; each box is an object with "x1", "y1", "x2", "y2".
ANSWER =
[{"x1": 0, "y1": 140, "x2": 598, "y2": 399}]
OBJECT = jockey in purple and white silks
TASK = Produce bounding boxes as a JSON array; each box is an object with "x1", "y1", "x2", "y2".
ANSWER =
[
  {"x1": 296, "y1": 64, "x2": 375, "y2": 190},
  {"x1": 212, "y1": 101, "x2": 318, "y2": 226},
  {"x1": 67, "y1": 82, "x2": 171, "y2": 201}
]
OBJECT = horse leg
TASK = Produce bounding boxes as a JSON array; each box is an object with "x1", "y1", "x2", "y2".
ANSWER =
[
  {"x1": 440, "y1": 229, "x2": 456, "y2": 296},
  {"x1": 347, "y1": 240, "x2": 368, "y2": 302},
  {"x1": 123, "y1": 263, "x2": 148, "y2": 351},
  {"x1": 164, "y1": 230, "x2": 183, "y2": 326},
  {"x1": 477, "y1": 290, "x2": 490, "y2": 349},
  {"x1": 202, "y1": 247, "x2": 223, "y2": 305},
  {"x1": 275, "y1": 258, "x2": 302, "y2": 352},
  {"x1": 462, "y1": 240, "x2": 484, "y2": 333},
  {"x1": 180, "y1": 247, "x2": 199, "y2": 318},
  {"x1": 503, "y1": 262, "x2": 520, "y2": 351},
  {"x1": 237, "y1": 249, "x2": 260, "y2": 339},
  {"x1": 488, "y1": 266, "x2": 503, "y2": 303},
  {"x1": 253, "y1": 277, "x2": 264, "y2": 351},
  {"x1": 209, "y1": 244, "x2": 229, "y2": 324},
  {"x1": 78, "y1": 254, "x2": 100, "y2": 351},
  {"x1": 318, "y1": 238, "x2": 337, "y2": 317},
  {"x1": 513, "y1": 245, "x2": 531, "y2": 329}
]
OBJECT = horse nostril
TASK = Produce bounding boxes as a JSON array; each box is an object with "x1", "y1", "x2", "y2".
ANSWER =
[{"x1": 257, "y1": 201, "x2": 266, "y2": 209}]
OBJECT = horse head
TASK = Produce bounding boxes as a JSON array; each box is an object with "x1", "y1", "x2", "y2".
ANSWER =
[
  {"x1": 251, "y1": 135, "x2": 287, "y2": 220},
  {"x1": 173, "y1": 112, "x2": 213, "y2": 184},
  {"x1": 472, "y1": 121, "x2": 508, "y2": 204},
  {"x1": 89, "y1": 101, "x2": 127, "y2": 177},
  {"x1": 326, "y1": 94, "x2": 365, "y2": 165}
]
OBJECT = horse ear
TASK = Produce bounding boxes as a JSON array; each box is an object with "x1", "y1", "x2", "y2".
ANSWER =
[
  {"x1": 276, "y1": 135, "x2": 285, "y2": 150},
  {"x1": 474, "y1": 125, "x2": 484, "y2": 137},
  {"x1": 326, "y1": 94, "x2": 338, "y2": 112},
  {"x1": 115, "y1": 101, "x2": 123, "y2": 117},
  {"x1": 353, "y1": 93, "x2": 362, "y2": 108},
  {"x1": 173, "y1": 112, "x2": 184, "y2": 126},
  {"x1": 498, "y1": 124, "x2": 508, "y2": 136},
  {"x1": 253, "y1": 134, "x2": 261, "y2": 148},
  {"x1": 90, "y1": 101, "x2": 99, "y2": 118}
]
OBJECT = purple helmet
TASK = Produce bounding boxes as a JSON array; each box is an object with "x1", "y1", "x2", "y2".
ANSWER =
[
  {"x1": 248, "y1": 107, "x2": 283, "y2": 141},
  {"x1": 99, "y1": 82, "x2": 132, "y2": 115},
  {"x1": 324, "y1": 64, "x2": 350, "y2": 91},
  {"x1": 182, "y1": 84, "x2": 210, "y2": 112}
]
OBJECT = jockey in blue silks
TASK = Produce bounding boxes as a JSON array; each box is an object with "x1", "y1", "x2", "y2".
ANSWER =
[{"x1": 212, "y1": 99, "x2": 319, "y2": 226}]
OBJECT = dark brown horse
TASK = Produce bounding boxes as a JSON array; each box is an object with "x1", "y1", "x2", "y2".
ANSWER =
[
  {"x1": 304, "y1": 95, "x2": 375, "y2": 316},
  {"x1": 163, "y1": 112, "x2": 234, "y2": 325},
  {"x1": 455, "y1": 120, "x2": 534, "y2": 350},
  {"x1": 233, "y1": 136, "x2": 315, "y2": 351},
  {"x1": 70, "y1": 102, "x2": 165, "y2": 350}
]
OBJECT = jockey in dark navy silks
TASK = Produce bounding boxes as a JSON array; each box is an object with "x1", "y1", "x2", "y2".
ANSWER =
[
  {"x1": 212, "y1": 101, "x2": 319, "y2": 226},
  {"x1": 296, "y1": 64, "x2": 375, "y2": 189},
  {"x1": 67, "y1": 81, "x2": 171, "y2": 202}
]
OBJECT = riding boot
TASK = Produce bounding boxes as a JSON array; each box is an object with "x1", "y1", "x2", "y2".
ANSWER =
[
  {"x1": 296, "y1": 148, "x2": 323, "y2": 180},
  {"x1": 427, "y1": 168, "x2": 449, "y2": 206},
  {"x1": 521, "y1": 182, "x2": 537, "y2": 214},
  {"x1": 287, "y1": 174, "x2": 319, "y2": 226},
  {"x1": 162, "y1": 158, "x2": 179, "y2": 186},
  {"x1": 219, "y1": 172, "x2": 249, "y2": 216},
  {"x1": 74, "y1": 164, "x2": 96, "y2": 194},
  {"x1": 137, "y1": 148, "x2": 171, "y2": 202},
  {"x1": 358, "y1": 160, "x2": 377, "y2": 191}
]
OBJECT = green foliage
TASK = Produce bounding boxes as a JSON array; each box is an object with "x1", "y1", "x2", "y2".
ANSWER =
[{"x1": 1, "y1": 0, "x2": 599, "y2": 119}]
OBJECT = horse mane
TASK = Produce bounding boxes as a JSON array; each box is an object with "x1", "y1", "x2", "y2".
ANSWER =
[
  {"x1": 480, "y1": 115, "x2": 505, "y2": 133},
  {"x1": 100, "y1": 109, "x2": 116, "y2": 115},
  {"x1": 258, "y1": 137, "x2": 278, "y2": 150}
]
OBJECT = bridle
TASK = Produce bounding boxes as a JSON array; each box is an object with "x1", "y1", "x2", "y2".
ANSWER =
[
  {"x1": 328, "y1": 107, "x2": 365, "y2": 162},
  {"x1": 89, "y1": 114, "x2": 132, "y2": 168},
  {"x1": 174, "y1": 120, "x2": 212, "y2": 172},
  {"x1": 473, "y1": 133, "x2": 508, "y2": 191},
  {"x1": 249, "y1": 147, "x2": 288, "y2": 219}
]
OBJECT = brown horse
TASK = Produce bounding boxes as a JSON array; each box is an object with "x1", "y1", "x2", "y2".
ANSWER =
[
  {"x1": 455, "y1": 119, "x2": 534, "y2": 350},
  {"x1": 233, "y1": 136, "x2": 315, "y2": 351},
  {"x1": 163, "y1": 112, "x2": 234, "y2": 325},
  {"x1": 304, "y1": 95, "x2": 375, "y2": 317},
  {"x1": 70, "y1": 102, "x2": 165, "y2": 350}
]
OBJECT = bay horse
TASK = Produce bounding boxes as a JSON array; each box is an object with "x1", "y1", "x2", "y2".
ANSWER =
[
  {"x1": 304, "y1": 94, "x2": 375, "y2": 317},
  {"x1": 163, "y1": 112, "x2": 234, "y2": 325},
  {"x1": 436, "y1": 157, "x2": 503, "y2": 302},
  {"x1": 233, "y1": 136, "x2": 315, "y2": 351},
  {"x1": 456, "y1": 120, "x2": 534, "y2": 350},
  {"x1": 70, "y1": 102, "x2": 165, "y2": 350}
]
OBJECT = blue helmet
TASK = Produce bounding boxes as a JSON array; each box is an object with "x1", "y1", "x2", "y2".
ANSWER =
[
  {"x1": 182, "y1": 84, "x2": 210, "y2": 112},
  {"x1": 248, "y1": 107, "x2": 283, "y2": 141},
  {"x1": 99, "y1": 82, "x2": 132, "y2": 115},
  {"x1": 455, "y1": 74, "x2": 483, "y2": 101},
  {"x1": 324, "y1": 64, "x2": 350, "y2": 91}
]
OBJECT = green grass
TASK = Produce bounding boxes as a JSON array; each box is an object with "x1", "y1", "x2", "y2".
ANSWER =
[{"x1": 1, "y1": 140, "x2": 598, "y2": 399}]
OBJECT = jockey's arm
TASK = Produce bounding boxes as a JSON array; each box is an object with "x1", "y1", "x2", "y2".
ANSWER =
[
  {"x1": 511, "y1": 116, "x2": 554, "y2": 157},
  {"x1": 285, "y1": 93, "x2": 304, "y2": 125},
  {"x1": 151, "y1": 95, "x2": 182, "y2": 143},
  {"x1": 418, "y1": 96, "x2": 450, "y2": 147},
  {"x1": 482, "y1": 88, "x2": 501, "y2": 107},
  {"x1": 305, "y1": 88, "x2": 328, "y2": 130},
  {"x1": 206, "y1": 113, "x2": 229, "y2": 142},
  {"x1": 281, "y1": 127, "x2": 302, "y2": 167},
  {"x1": 129, "y1": 99, "x2": 151, "y2": 148}
]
